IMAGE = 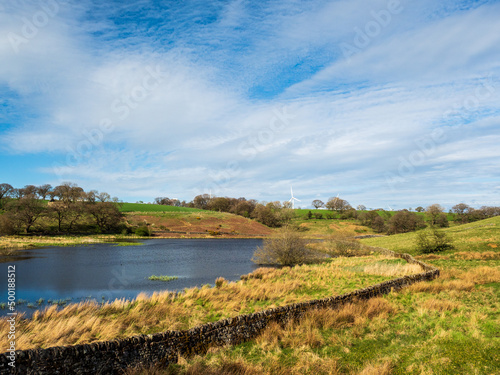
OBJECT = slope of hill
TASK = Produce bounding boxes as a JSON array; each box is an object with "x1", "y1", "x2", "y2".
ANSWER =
[
  {"x1": 119, "y1": 202, "x2": 203, "y2": 213},
  {"x1": 124, "y1": 210, "x2": 274, "y2": 238}
]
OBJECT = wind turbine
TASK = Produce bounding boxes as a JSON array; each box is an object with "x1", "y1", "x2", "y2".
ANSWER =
[{"x1": 288, "y1": 186, "x2": 301, "y2": 209}]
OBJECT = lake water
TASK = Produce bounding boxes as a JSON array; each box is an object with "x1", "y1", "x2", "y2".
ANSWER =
[{"x1": 0, "y1": 239, "x2": 262, "y2": 316}]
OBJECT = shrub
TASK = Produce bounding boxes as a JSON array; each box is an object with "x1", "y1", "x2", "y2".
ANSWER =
[
  {"x1": 323, "y1": 229, "x2": 367, "y2": 257},
  {"x1": 252, "y1": 226, "x2": 322, "y2": 266},
  {"x1": 0, "y1": 214, "x2": 17, "y2": 235},
  {"x1": 433, "y1": 213, "x2": 449, "y2": 228},
  {"x1": 135, "y1": 226, "x2": 151, "y2": 236},
  {"x1": 215, "y1": 277, "x2": 227, "y2": 288},
  {"x1": 148, "y1": 275, "x2": 178, "y2": 281},
  {"x1": 314, "y1": 213, "x2": 323, "y2": 219},
  {"x1": 416, "y1": 228, "x2": 453, "y2": 253}
]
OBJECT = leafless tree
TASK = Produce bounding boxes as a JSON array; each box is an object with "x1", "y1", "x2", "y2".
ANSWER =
[
  {"x1": 312, "y1": 199, "x2": 324, "y2": 209},
  {"x1": 252, "y1": 226, "x2": 322, "y2": 266}
]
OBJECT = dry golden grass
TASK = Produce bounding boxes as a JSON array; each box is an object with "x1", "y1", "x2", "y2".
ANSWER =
[
  {"x1": 0, "y1": 235, "x2": 123, "y2": 250},
  {"x1": 460, "y1": 266, "x2": 500, "y2": 284},
  {"x1": 406, "y1": 279, "x2": 475, "y2": 294},
  {"x1": 454, "y1": 251, "x2": 499, "y2": 260},
  {"x1": 256, "y1": 297, "x2": 394, "y2": 351},
  {"x1": 357, "y1": 361, "x2": 393, "y2": 375},
  {"x1": 417, "y1": 254, "x2": 450, "y2": 260},
  {"x1": 421, "y1": 298, "x2": 461, "y2": 312},
  {"x1": 363, "y1": 262, "x2": 422, "y2": 277},
  {"x1": 404, "y1": 265, "x2": 499, "y2": 296}
]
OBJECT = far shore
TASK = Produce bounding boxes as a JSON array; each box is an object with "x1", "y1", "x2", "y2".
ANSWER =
[{"x1": 0, "y1": 233, "x2": 269, "y2": 252}]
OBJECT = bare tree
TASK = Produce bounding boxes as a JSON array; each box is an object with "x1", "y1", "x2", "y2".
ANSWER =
[
  {"x1": 252, "y1": 226, "x2": 322, "y2": 266},
  {"x1": 23, "y1": 185, "x2": 38, "y2": 197},
  {"x1": 312, "y1": 199, "x2": 324, "y2": 209},
  {"x1": 326, "y1": 197, "x2": 352, "y2": 213},
  {"x1": 6, "y1": 196, "x2": 46, "y2": 233},
  {"x1": 0, "y1": 183, "x2": 13, "y2": 208},
  {"x1": 426, "y1": 204, "x2": 447, "y2": 227},
  {"x1": 53, "y1": 183, "x2": 84, "y2": 203},
  {"x1": 86, "y1": 202, "x2": 122, "y2": 232},
  {"x1": 387, "y1": 210, "x2": 426, "y2": 234},
  {"x1": 193, "y1": 194, "x2": 212, "y2": 209},
  {"x1": 37, "y1": 184, "x2": 52, "y2": 200}
]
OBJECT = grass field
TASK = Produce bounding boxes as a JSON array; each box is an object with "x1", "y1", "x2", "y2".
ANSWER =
[
  {"x1": 123, "y1": 217, "x2": 499, "y2": 375},
  {"x1": 119, "y1": 203, "x2": 203, "y2": 213}
]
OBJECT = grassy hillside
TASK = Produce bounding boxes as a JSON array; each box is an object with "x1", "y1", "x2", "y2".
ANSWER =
[
  {"x1": 119, "y1": 203, "x2": 202, "y2": 213},
  {"x1": 125, "y1": 210, "x2": 273, "y2": 237},
  {"x1": 132, "y1": 217, "x2": 499, "y2": 375},
  {"x1": 362, "y1": 215, "x2": 500, "y2": 255}
]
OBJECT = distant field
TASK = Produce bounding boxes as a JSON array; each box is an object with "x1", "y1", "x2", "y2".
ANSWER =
[
  {"x1": 119, "y1": 203, "x2": 203, "y2": 213},
  {"x1": 294, "y1": 208, "x2": 457, "y2": 222}
]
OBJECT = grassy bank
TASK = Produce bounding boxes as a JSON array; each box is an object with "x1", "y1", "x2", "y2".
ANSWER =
[
  {"x1": 0, "y1": 234, "x2": 137, "y2": 252},
  {"x1": 125, "y1": 217, "x2": 499, "y2": 375}
]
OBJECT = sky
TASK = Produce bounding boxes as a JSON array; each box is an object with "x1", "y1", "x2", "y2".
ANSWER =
[{"x1": 0, "y1": 0, "x2": 499, "y2": 209}]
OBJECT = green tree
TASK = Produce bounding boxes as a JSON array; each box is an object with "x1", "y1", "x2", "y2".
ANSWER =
[{"x1": 416, "y1": 227, "x2": 453, "y2": 253}]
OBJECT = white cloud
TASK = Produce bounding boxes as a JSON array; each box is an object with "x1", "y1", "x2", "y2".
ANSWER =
[{"x1": 1, "y1": 0, "x2": 500, "y2": 208}]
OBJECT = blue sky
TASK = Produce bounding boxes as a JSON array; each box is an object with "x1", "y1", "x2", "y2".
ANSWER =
[{"x1": 1, "y1": 0, "x2": 499, "y2": 209}]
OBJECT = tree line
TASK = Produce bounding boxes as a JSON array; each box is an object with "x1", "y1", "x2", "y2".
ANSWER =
[
  {"x1": 154, "y1": 194, "x2": 295, "y2": 228},
  {"x1": 0, "y1": 183, "x2": 123, "y2": 235}
]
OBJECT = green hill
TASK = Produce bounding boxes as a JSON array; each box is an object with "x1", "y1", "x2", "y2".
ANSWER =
[
  {"x1": 119, "y1": 202, "x2": 203, "y2": 213},
  {"x1": 362, "y1": 215, "x2": 500, "y2": 255}
]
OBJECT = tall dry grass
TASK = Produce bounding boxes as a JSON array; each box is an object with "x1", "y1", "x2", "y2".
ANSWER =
[{"x1": 363, "y1": 262, "x2": 422, "y2": 277}]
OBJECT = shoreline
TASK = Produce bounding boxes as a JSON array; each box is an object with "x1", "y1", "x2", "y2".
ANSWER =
[{"x1": 0, "y1": 233, "x2": 269, "y2": 252}]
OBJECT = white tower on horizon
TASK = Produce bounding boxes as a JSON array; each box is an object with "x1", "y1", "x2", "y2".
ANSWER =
[{"x1": 288, "y1": 186, "x2": 301, "y2": 209}]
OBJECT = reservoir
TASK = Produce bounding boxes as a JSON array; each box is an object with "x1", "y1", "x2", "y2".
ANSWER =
[{"x1": 0, "y1": 238, "x2": 262, "y2": 315}]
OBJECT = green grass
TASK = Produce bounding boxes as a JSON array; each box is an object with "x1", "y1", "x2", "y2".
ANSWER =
[
  {"x1": 147, "y1": 275, "x2": 179, "y2": 282},
  {"x1": 362, "y1": 215, "x2": 500, "y2": 255},
  {"x1": 119, "y1": 202, "x2": 203, "y2": 213}
]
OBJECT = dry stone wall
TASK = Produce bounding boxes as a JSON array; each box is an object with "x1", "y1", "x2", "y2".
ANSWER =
[{"x1": 0, "y1": 248, "x2": 439, "y2": 375}]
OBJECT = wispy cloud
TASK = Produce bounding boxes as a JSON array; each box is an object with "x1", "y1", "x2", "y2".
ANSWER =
[{"x1": 1, "y1": 0, "x2": 499, "y2": 208}]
